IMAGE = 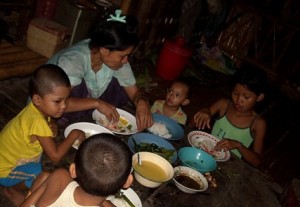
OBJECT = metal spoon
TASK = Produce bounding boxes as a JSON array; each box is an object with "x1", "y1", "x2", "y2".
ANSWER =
[{"x1": 137, "y1": 153, "x2": 142, "y2": 165}]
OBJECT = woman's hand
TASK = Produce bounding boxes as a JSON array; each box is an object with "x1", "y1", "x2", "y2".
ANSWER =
[
  {"x1": 193, "y1": 108, "x2": 211, "y2": 129},
  {"x1": 96, "y1": 100, "x2": 120, "y2": 124},
  {"x1": 135, "y1": 99, "x2": 153, "y2": 131}
]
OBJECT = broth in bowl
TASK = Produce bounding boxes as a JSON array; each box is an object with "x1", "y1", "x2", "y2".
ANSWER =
[
  {"x1": 133, "y1": 160, "x2": 168, "y2": 182},
  {"x1": 132, "y1": 152, "x2": 174, "y2": 188}
]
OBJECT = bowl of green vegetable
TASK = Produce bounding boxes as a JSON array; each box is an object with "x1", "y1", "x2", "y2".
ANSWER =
[{"x1": 128, "y1": 133, "x2": 177, "y2": 163}]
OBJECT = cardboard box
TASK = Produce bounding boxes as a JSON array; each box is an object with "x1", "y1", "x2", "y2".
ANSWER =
[{"x1": 26, "y1": 18, "x2": 69, "y2": 58}]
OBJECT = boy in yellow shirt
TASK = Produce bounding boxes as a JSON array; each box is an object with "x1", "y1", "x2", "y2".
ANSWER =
[{"x1": 0, "y1": 64, "x2": 86, "y2": 206}]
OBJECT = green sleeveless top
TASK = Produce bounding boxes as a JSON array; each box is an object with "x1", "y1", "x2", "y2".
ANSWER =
[{"x1": 211, "y1": 103, "x2": 255, "y2": 158}]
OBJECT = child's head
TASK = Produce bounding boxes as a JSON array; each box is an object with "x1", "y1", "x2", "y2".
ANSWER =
[
  {"x1": 230, "y1": 67, "x2": 268, "y2": 110},
  {"x1": 29, "y1": 64, "x2": 71, "y2": 98},
  {"x1": 232, "y1": 67, "x2": 267, "y2": 96},
  {"x1": 166, "y1": 77, "x2": 191, "y2": 107},
  {"x1": 72, "y1": 133, "x2": 133, "y2": 197},
  {"x1": 29, "y1": 64, "x2": 71, "y2": 118}
]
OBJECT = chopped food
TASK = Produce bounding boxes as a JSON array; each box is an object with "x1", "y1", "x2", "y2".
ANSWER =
[{"x1": 99, "y1": 116, "x2": 133, "y2": 133}]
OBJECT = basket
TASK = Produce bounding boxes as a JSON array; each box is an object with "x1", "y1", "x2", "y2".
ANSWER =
[{"x1": 26, "y1": 18, "x2": 69, "y2": 58}]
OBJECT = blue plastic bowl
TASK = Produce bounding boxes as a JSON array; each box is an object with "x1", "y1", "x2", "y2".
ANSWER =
[
  {"x1": 178, "y1": 147, "x2": 217, "y2": 173},
  {"x1": 128, "y1": 133, "x2": 177, "y2": 163},
  {"x1": 148, "y1": 113, "x2": 184, "y2": 140}
]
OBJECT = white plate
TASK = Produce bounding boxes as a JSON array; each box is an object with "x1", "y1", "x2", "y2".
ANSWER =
[
  {"x1": 188, "y1": 131, "x2": 230, "y2": 162},
  {"x1": 92, "y1": 108, "x2": 138, "y2": 135},
  {"x1": 106, "y1": 187, "x2": 142, "y2": 207},
  {"x1": 64, "y1": 122, "x2": 113, "y2": 149}
]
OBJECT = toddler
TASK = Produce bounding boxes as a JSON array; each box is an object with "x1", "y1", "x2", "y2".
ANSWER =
[{"x1": 151, "y1": 78, "x2": 191, "y2": 125}]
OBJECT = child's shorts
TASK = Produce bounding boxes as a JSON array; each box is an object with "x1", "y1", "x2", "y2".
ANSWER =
[{"x1": 0, "y1": 162, "x2": 42, "y2": 188}]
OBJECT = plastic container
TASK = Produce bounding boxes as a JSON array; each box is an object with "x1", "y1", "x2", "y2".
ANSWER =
[{"x1": 156, "y1": 37, "x2": 193, "y2": 80}]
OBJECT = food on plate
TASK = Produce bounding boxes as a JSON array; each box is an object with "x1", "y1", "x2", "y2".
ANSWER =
[
  {"x1": 174, "y1": 174, "x2": 205, "y2": 190},
  {"x1": 106, "y1": 195, "x2": 132, "y2": 207},
  {"x1": 133, "y1": 160, "x2": 168, "y2": 182},
  {"x1": 197, "y1": 140, "x2": 222, "y2": 158},
  {"x1": 132, "y1": 139, "x2": 175, "y2": 162},
  {"x1": 148, "y1": 122, "x2": 171, "y2": 139},
  {"x1": 98, "y1": 116, "x2": 133, "y2": 133}
]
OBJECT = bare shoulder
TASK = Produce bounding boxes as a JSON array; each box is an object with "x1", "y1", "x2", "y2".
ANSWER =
[
  {"x1": 253, "y1": 115, "x2": 266, "y2": 128},
  {"x1": 251, "y1": 115, "x2": 267, "y2": 138},
  {"x1": 47, "y1": 168, "x2": 72, "y2": 184}
]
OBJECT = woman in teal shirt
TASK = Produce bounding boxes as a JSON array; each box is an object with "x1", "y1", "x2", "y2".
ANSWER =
[{"x1": 48, "y1": 10, "x2": 153, "y2": 131}]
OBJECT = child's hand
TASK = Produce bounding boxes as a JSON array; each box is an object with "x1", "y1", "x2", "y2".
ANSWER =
[
  {"x1": 193, "y1": 109, "x2": 211, "y2": 130},
  {"x1": 214, "y1": 138, "x2": 242, "y2": 151},
  {"x1": 69, "y1": 129, "x2": 86, "y2": 144}
]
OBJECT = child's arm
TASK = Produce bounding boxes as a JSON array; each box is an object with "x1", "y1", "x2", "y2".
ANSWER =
[
  {"x1": 240, "y1": 116, "x2": 266, "y2": 167},
  {"x1": 193, "y1": 99, "x2": 228, "y2": 130},
  {"x1": 20, "y1": 169, "x2": 70, "y2": 207},
  {"x1": 37, "y1": 129, "x2": 85, "y2": 164},
  {"x1": 215, "y1": 116, "x2": 266, "y2": 167}
]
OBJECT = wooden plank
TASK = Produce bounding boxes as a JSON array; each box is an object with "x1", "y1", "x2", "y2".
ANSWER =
[{"x1": 0, "y1": 42, "x2": 47, "y2": 80}]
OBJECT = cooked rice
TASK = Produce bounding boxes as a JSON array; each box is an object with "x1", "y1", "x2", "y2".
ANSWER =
[{"x1": 148, "y1": 122, "x2": 172, "y2": 139}]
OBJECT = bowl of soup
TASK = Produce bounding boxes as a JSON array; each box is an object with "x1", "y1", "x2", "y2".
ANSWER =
[
  {"x1": 173, "y1": 166, "x2": 208, "y2": 193},
  {"x1": 132, "y1": 152, "x2": 174, "y2": 188}
]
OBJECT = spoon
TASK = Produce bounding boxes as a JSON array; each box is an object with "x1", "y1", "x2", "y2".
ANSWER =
[{"x1": 137, "y1": 153, "x2": 142, "y2": 165}]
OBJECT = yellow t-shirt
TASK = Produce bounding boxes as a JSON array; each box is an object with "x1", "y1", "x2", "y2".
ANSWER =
[
  {"x1": 0, "y1": 102, "x2": 53, "y2": 177},
  {"x1": 151, "y1": 100, "x2": 187, "y2": 125}
]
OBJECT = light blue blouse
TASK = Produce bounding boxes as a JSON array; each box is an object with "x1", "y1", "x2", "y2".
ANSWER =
[{"x1": 47, "y1": 39, "x2": 136, "y2": 98}]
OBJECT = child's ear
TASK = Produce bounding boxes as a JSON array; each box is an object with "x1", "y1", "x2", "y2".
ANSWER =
[
  {"x1": 69, "y1": 163, "x2": 77, "y2": 179},
  {"x1": 122, "y1": 174, "x2": 133, "y2": 189},
  {"x1": 256, "y1": 93, "x2": 265, "y2": 102},
  {"x1": 32, "y1": 94, "x2": 42, "y2": 106},
  {"x1": 181, "y1": 99, "x2": 190, "y2": 106}
]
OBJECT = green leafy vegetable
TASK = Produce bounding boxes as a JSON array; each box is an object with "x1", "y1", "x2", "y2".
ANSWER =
[{"x1": 132, "y1": 138, "x2": 175, "y2": 162}]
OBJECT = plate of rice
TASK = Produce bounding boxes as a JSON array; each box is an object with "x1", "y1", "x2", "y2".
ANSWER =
[
  {"x1": 92, "y1": 108, "x2": 138, "y2": 135},
  {"x1": 64, "y1": 122, "x2": 113, "y2": 149},
  {"x1": 147, "y1": 113, "x2": 184, "y2": 140},
  {"x1": 106, "y1": 188, "x2": 142, "y2": 207},
  {"x1": 188, "y1": 130, "x2": 230, "y2": 162}
]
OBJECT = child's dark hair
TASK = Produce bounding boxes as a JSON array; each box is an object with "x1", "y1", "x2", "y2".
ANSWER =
[
  {"x1": 75, "y1": 133, "x2": 132, "y2": 196},
  {"x1": 172, "y1": 77, "x2": 193, "y2": 98},
  {"x1": 231, "y1": 67, "x2": 268, "y2": 95},
  {"x1": 29, "y1": 64, "x2": 70, "y2": 98},
  {"x1": 89, "y1": 14, "x2": 139, "y2": 51}
]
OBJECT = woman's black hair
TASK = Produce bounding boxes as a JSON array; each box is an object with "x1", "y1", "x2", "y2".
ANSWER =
[{"x1": 89, "y1": 14, "x2": 139, "y2": 51}]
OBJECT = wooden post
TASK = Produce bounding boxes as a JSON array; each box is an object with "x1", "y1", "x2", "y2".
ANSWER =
[{"x1": 121, "y1": 0, "x2": 131, "y2": 14}]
